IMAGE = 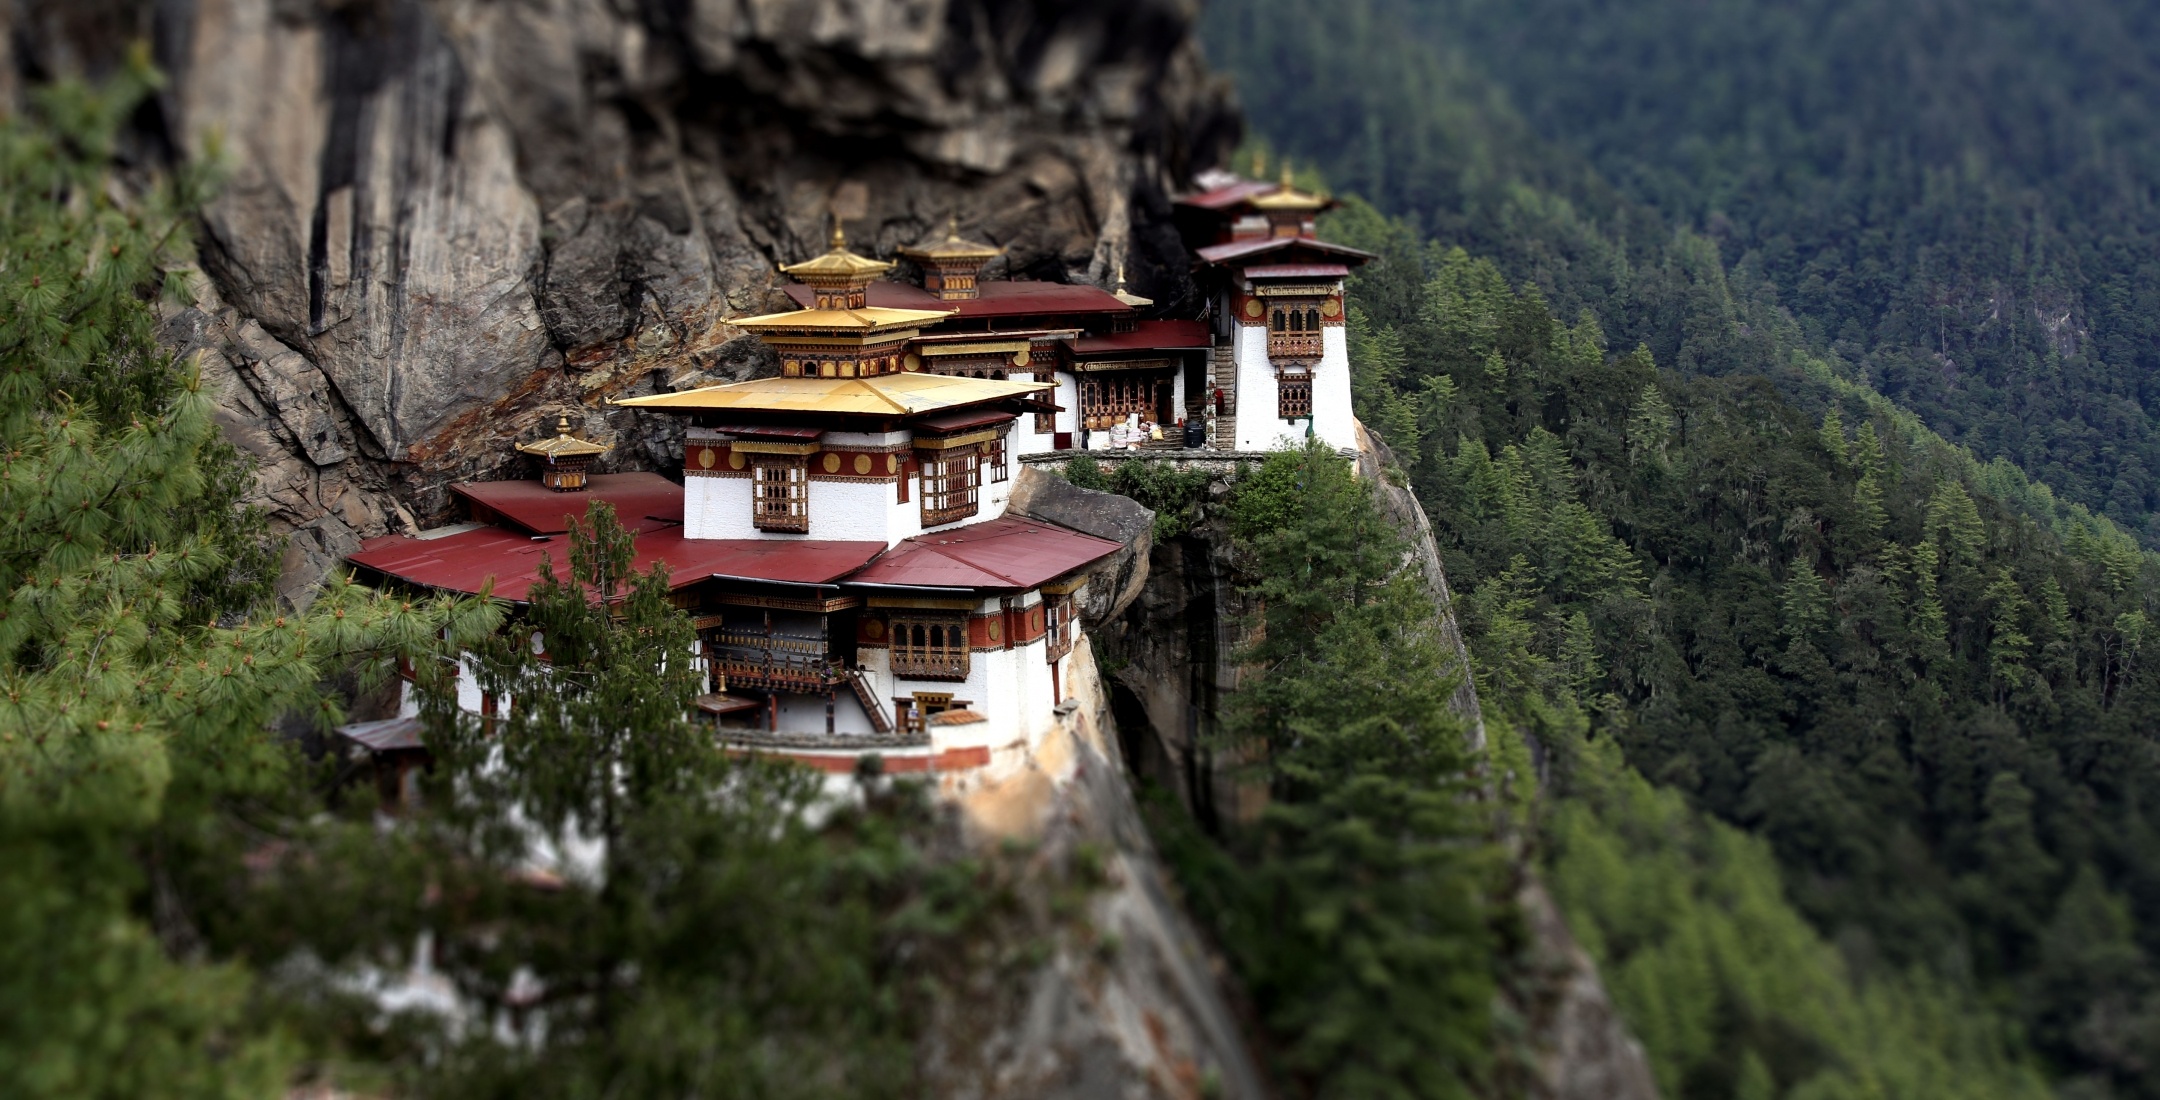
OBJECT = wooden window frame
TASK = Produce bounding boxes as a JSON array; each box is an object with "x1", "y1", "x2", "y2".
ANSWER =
[
  {"x1": 889, "y1": 615, "x2": 971, "y2": 681},
  {"x1": 920, "y1": 449, "x2": 981, "y2": 527},
  {"x1": 751, "y1": 457, "x2": 810, "y2": 532},
  {"x1": 1044, "y1": 594, "x2": 1075, "y2": 663},
  {"x1": 988, "y1": 434, "x2": 1010, "y2": 484},
  {"x1": 1278, "y1": 370, "x2": 1313, "y2": 420}
]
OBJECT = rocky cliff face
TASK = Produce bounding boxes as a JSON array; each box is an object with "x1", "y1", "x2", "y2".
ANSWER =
[{"x1": 4, "y1": 0, "x2": 1236, "y2": 598}]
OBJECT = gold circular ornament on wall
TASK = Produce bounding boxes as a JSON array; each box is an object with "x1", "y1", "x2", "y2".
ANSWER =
[
  {"x1": 822, "y1": 452, "x2": 842, "y2": 473},
  {"x1": 1013, "y1": 348, "x2": 1031, "y2": 367},
  {"x1": 886, "y1": 454, "x2": 900, "y2": 474},
  {"x1": 988, "y1": 619, "x2": 1002, "y2": 642},
  {"x1": 1321, "y1": 298, "x2": 1341, "y2": 318},
  {"x1": 903, "y1": 353, "x2": 921, "y2": 372},
  {"x1": 866, "y1": 619, "x2": 886, "y2": 640},
  {"x1": 696, "y1": 446, "x2": 715, "y2": 470},
  {"x1": 728, "y1": 450, "x2": 746, "y2": 470},
  {"x1": 854, "y1": 454, "x2": 873, "y2": 475},
  {"x1": 1243, "y1": 298, "x2": 1263, "y2": 319}
]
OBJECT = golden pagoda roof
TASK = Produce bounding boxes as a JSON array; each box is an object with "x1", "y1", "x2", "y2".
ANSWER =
[
  {"x1": 899, "y1": 217, "x2": 1004, "y2": 263},
  {"x1": 515, "y1": 415, "x2": 610, "y2": 459},
  {"x1": 729, "y1": 305, "x2": 955, "y2": 332},
  {"x1": 780, "y1": 223, "x2": 894, "y2": 283},
  {"x1": 1250, "y1": 162, "x2": 1329, "y2": 211},
  {"x1": 615, "y1": 373, "x2": 1052, "y2": 417}
]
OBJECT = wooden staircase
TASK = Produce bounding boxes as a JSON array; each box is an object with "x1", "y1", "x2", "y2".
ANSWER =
[
  {"x1": 1209, "y1": 344, "x2": 1238, "y2": 449},
  {"x1": 847, "y1": 668, "x2": 894, "y2": 734}
]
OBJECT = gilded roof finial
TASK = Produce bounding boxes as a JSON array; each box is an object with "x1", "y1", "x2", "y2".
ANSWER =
[
  {"x1": 1280, "y1": 159, "x2": 1294, "y2": 188},
  {"x1": 1111, "y1": 259, "x2": 1153, "y2": 307},
  {"x1": 947, "y1": 213, "x2": 962, "y2": 241},
  {"x1": 829, "y1": 212, "x2": 846, "y2": 252},
  {"x1": 557, "y1": 414, "x2": 572, "y2": 436},
  {"x1": 1252, "y1": 146, "x2": 1266, "y2": 180}
]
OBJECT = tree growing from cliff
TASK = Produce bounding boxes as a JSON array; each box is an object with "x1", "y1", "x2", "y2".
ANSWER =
[
  {"x1": 1159, "y1": 443, "x2": 1501, "y2": 1100},
  {"x1": 0, "y1": 59, "x2": 494, "y2": 1097}
]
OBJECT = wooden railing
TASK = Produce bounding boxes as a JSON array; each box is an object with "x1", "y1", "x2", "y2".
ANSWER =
[
  {"x1": 707, "y1": 630, "x2": 842, "y2": 691},
  {"x1": 1267, "y1": 332, "x2": 1323, "y2": 360}
]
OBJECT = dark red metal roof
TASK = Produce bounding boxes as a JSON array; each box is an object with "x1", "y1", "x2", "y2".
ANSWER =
[
  {"x1": 350, "y1": 525, "x2": 886, "y2": 602},
  {"x1": 1194, "y1": 237, "x2": 1375, "y2": 267},
  {"x1": 950, "y1": 281, "x2": 1131, "y2": 318},
  {"x1": 453, "y1": 472, "x2": 683, "y2": 535},
  {"x1": 914, "y1": 408, "x2": 1017, "y2": 434},
  {"x1": 1069, "y1": 319, "x2": 1212, "y2": 355},
  {"x1": 845, "y1": 515, "x2": 1121, "y2": 591},
  {"x1": 1244, "y1": 263, "x2": 1351, "y2": 279},
  {"x1": 1176, "y1": 180, "x2": 1276, "y2": 210}
]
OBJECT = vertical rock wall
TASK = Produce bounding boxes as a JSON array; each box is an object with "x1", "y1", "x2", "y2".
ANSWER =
[{"x1": 3, "y1": 0, "x2": 1238, "y2": 594}]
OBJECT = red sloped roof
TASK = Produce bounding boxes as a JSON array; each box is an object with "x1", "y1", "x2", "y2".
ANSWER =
[
  {"x1": 452, "y1": 472, "x2": 683, "y2": 535},
  {"x1": 949, "y1": 281, "x2": 1131, "y2": 318},
  {"x1": 845, "y1": 516, "x2": 1121, "y2": 591},
  {"x1": 1244, "y1": 263, "x2": 1351, "y2": 279},
  {"x1": 1193, "y1": 237, "x2": 1376, "y2": 267},
  {"x1": 350, "y1": 526, "x2": 886, "y2": 602},
  {"x1": 1176, "y1": 180, "x2": 1276, "y2": 211},
  {"x1": 1069, "y1": 319, "x2": 1212, "y2": 355}
]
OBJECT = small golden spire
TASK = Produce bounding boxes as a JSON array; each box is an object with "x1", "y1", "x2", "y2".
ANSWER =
[
  {"x1": 829, "y1": 213, "x2": 846, "y2": 252},
  {"x1": 556, "y1": 414, "x2": 573, "y2": 436},
  {"x1": 947, "y1": 213, "x2": 961, "y2": 240},
  {"x1": 1280, "y1": 160, "x2": 1294, "y2": 188},
  {"x1": 1252, "y1": 146, "x2": 1266, "y2": 180}
]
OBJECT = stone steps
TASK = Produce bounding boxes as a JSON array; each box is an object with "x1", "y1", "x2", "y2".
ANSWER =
[{"x1": 1209, "y1": 344, "x2": 1238, "y2": 449}]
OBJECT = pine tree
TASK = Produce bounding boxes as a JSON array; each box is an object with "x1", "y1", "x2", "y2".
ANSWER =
[
  {"x1": 1983, "y1": 571, "x2": 2033, "y2": 697},
  {"x1": 0, "y1": 63, "x2": 491, "y2": 1097},
  {"x1": 1626, "y1": 381, "x2": 1676, "y2": 469},
  {"x1": 1819, "y1": 405, "x2": 1848, "y2": 467}
]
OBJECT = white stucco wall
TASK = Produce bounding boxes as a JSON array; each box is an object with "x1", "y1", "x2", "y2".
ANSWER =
[
  {"x1": 1230, "y1": 321, "x2": 1356, "y2": 453},
  {"x1": 683, "y1": 454, "x2": 1010, "y2": 544}
]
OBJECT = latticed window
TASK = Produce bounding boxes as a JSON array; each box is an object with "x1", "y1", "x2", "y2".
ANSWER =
[
  {"x1": 1278, "y1": 371, "x2": 1313, "y2": 420},
  {"x1": 988, "y1": 435, "x2": 1009, "y2": 483},
  {"x1": 920, "y1": 449, "x2": 981, "y2": 526},
  {"x1": 1079, "y1": 374, "x2": 1161, "y2": 430},
  {"x1": 889, "y1": 616, "x2": 970, "y2": 681},
  {"x1": 751, "y1": 458, "x2": 809, "y2": 532}
]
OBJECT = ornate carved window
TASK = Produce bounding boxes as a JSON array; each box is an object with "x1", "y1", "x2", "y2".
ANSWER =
[
  {"x1": 1266, "y1": 299, "x2": 1325, "y2": 360},
  {"x1": 751, "y1": 458, "x2": 809, "y2": 532},
  {"x1": 1044, "y1": 594, "x2": 1075, "y2": 663},
  {"x1": 889, "y1": 615, "x2": 970, "y2": 681},
  {"x1": 920, "y1": 449, "x2": 981, "y2": 526},
  {"x1": 1278, "y1": 371, "x2": 1313, "y2": 420},
  {"x1": 987, "y1": 434, "x2": 1010, "y2": 484}
]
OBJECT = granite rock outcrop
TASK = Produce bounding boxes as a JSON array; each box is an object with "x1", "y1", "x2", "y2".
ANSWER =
[{"x1": 6, "y1": 0, "x2": 1237, "y2": 590}]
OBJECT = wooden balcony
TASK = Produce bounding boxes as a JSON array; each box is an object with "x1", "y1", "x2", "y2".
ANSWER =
[
  {"x1": 707, "y1": 630, "x2": 844, "y2": 692},
  {"x1": 1267, "y1": 332, "x2": 1323, "y2": 361}
]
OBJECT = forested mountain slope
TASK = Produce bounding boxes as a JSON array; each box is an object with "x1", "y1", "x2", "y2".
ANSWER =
[
  {"x1": 1205, "y1": 0, "x2": 2160, "y2": 546},
  {"x1": 1201, "y1": 1, "x2": 2160, "y2": 1096}
]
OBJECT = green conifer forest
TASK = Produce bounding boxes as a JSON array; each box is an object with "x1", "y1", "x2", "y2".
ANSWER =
[{"x1": 1203, "y1": 1, "x2": 2160, "y2": 1095}]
